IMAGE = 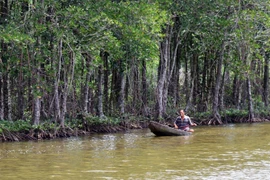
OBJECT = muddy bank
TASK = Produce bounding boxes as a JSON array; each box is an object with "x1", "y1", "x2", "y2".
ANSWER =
[
  {"x1": 1, "y1": 117, "x2": 269, "y2": 142},
  {"x1": 0, "y1": 121, "x2": 150, "y2": 142}
]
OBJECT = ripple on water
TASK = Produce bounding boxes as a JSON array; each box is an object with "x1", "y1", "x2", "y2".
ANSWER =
[{"x1": 1, "y1": 123, "x2": 270, "y2": 179}]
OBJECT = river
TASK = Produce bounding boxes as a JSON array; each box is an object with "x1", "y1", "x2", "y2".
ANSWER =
[{"x1": 1, "y1": 122, "x2": 270, "y2": 179}]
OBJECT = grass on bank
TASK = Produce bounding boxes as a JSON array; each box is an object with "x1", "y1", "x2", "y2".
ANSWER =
[
  {"x1": 0, "y1": 108, "x2": 270, "y2": 136},
  {"x1": 0, "y1": 114, "x2": 149, "y2": 134}
]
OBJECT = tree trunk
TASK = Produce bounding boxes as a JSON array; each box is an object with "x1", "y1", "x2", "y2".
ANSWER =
[
  {"x1": 186, "y1": 53, "x2": 197, "y2": 112},
  {"x1": 3, "y1": 73, "x2": 11, "y2": 120},
  {"x1": 119, "y1": 72, "x2": 125, "y2": 115},
  {"x1": 175, "y1": 56, "x2": 180, "y2": 107},
  {"x1": 233, "y1": 75, "x2": 242, "y2": 109},
  {"x1": 219, "y1": 66, "x2": 227, "y2": 111},
  {"x1": 102, "y1": 51, "x2": 109, "y2": 114},
  {"x1": 168, "y1": 60, "x2": 178, "y2": 107},
  {"x1": 156, "y1": 35, "x2": 169, "y2": 119},
  {"x1": 240, "y1": 40, "x2": 255, "y2": 121},
  {"x1": 54, "y1": 39, "x2": 62, "y2": 123},
  {"x1": 263, "y1": 53, "x2": 269, "y2": 107},
  {"x1": 237, "y1": 81, "x2": 242, "y2": 110},
  {"x1": 164, "y1": 23, "x2": 183, "y2": 115},
  {"x1": 109, "y1": 60, "x2": 121, "y2": 114},
  {"x1": 59, "y1": 70, "x2": 67, "y2": 128},
  {"x1": 1, "y1": 0, "x2": 11, "y2": 121},
  {"x1": 141, "y1": 59, "x2": 148, "y2": 116},
  {"x1": 88, "y1": 88, "x2": 94, "y2": 114},
  {"x1": 212, "y1": 38, "x2": 227, "y2": 125},
  {"x1": 59, "y1": 51, "x2": 75, "y2": 127},
  {"x1": 156, "y1": 24, "x2": 174, "y2": 119},
  {"x1": 194, "y1": 54, "x2": 199, "y2": 108},
  {"x1": 185, "y1": 76, "x2": 194, "y2": 112},
  {"x1": 208, "y1": 55, "x2": 215, "y2": 108},
  {"x1": 246, "y1": 76, "x2": 254, "y2": 121},
  {"x1": 168, "y1": 29, "x2": 181, "y2": 108},
  {"x1": 184, "y1": 49, "x2": 189, "y2": 105},
  {"x1": 232, "y1": 75, "x2": 237, "y2": 107},
  {"x1": 33, "y1": 64, "x2": 41, "y2": 125},
  {"x1": 33, "y1": 97, "x2": 41, "y2": 125},
  {"x1": 82, "y1": 53, "x2": 92, "y2": 114},
  {"x1": 97, "y1": 65, "x2": 105, "y2": 118},
  {"x1": 0, "y1": 72, "x2": 3, "y2": 120},
  {"x1": 17, "y1": 51, "x2": 25, "y2": 119},
  {"x1": 132, "y1": 58, "x2": 140, "y2": 114},
  {"x1": 198, "y1": 52, "x2": 208, "y2": 112},
  {"x1": 33, "y1": 3, "x2": 44, "y2": 124},
  {"x1": 246, "y1": 51, "x2": 255, "y2": 121}
]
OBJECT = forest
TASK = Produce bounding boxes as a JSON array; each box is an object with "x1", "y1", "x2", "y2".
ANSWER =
[{"x1": 0, "y1": 0, "x2": 269, "y2": 141}]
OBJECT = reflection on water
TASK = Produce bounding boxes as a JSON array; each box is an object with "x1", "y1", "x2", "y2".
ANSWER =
[{"x1": 1, "y1": 123, "x2": 270, "y2": 179}]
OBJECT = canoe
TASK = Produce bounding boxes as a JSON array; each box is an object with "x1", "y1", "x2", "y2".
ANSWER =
[{"x1": 148, "y1": 121, "x2": 192, "y2": 136}]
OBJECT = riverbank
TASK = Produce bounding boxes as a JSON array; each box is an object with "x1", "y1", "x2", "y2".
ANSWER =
[
  {"x1": 0, "y1": 110, "x2": 269, "y2": 142},
  {"x1": 0, "y1": 117, "x2": 150, "y2": 142}
]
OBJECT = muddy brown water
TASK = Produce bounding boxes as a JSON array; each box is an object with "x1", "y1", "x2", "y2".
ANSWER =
[{"x1": 1, "y1": 123, "x2": 270, "y2": 179}]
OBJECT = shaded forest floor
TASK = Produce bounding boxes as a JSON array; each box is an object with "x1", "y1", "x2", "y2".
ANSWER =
[{"x1": 1, "y1": 111, "x2": 270, "y2": 142}]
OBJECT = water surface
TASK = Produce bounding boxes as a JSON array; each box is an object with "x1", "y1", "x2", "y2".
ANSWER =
[{"x1": 1, "y1": 123, "x2": 270, "y2": 179}]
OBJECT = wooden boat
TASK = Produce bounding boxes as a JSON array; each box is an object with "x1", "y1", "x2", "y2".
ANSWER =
[{"x1": 148, "y1": 121, "x2": 192, "y2": 136}]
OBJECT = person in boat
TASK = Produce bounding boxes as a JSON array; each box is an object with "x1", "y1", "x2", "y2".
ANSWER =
[{"x1": 174, "y1": 109, "x2": 197, "y2": 132}]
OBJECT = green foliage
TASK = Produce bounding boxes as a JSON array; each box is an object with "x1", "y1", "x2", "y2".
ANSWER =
[
  {"x1": 65, "y1": 118, "x2": 83, "y2": 129},
  {"x1": 193, "y1": 109, "x2": 251, "y2": 121},
  {"x1": 0, "y1": 28, "x2": 34, "y2": 44},
  {"x1": 0, "y1": 120, "x2": 32, "y2": 132},
  {"x1": 83, "y1": 115, "x2": 122, "y2": 126},
  {"x1": 1, "y1": 0, "x2": 270, "y2": 129},
  {"x1": 221, "y1": 109, "x2": 249, "y2": 118},
  {"x1": 193, "y1": 111, "x2": 212, "y2": 119},
  {"x1": 32, "y1": 121, "x2": 58, "y2": 131}
]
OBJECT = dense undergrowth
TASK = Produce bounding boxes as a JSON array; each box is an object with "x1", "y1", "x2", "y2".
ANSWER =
[
  {"x1": 0, "y1": 109, "x2": 270, "y2": 142},
  {"x1": 0, "y1": 114, "x2": 150, "y2": 142},
  {"x1": 192, "y1": 108, "x2": 270, "y2": 125}
]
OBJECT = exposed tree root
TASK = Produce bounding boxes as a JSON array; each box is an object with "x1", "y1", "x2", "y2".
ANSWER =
[
  {"x1": 199, "y1": 116, "x2": 269, "y2": 125},
  {"x1": 2, "y1": 117, "x2": 268, "y2": 142},
  {"x1": 200, "y1": 118, "x2": 223, "y2": 125},
  {"x1": 0, "y1": 129, "x2": 37, "y2": 142}
]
